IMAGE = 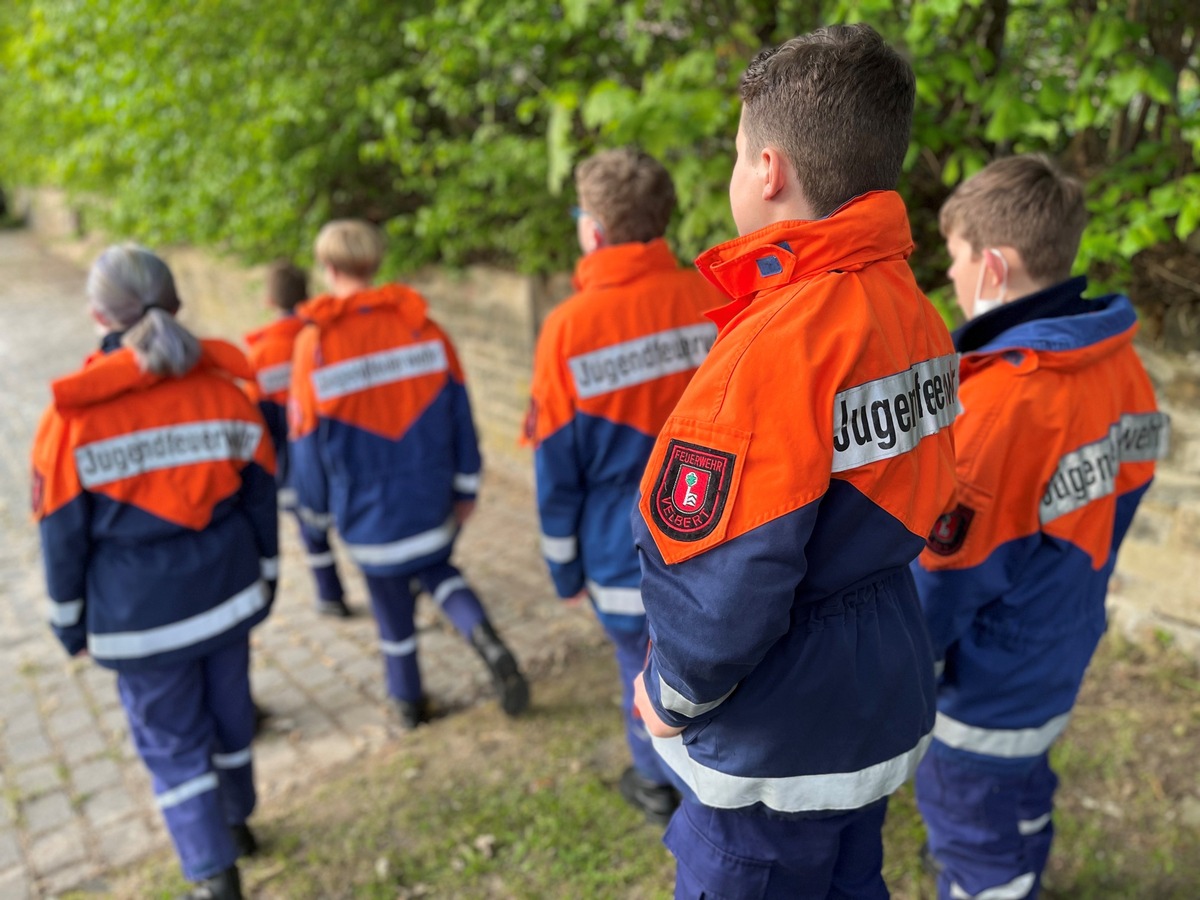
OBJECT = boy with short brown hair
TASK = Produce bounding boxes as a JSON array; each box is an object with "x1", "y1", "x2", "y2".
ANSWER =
[
  {"x1": 244, "y1": 259, "x2": 349, "y2": 617},
  {"x1": 912, "y1": 153, "x2": 1167, "y2": 900},
  {"x1": 630, "y1": 24, "x2": 957, "y2": 897},
  {"x1": 528, "y1": 147, "x2": 722, "y2": 824}
]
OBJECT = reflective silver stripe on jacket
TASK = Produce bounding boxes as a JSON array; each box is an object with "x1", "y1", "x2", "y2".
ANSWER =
[
  {"x1": 830, "y1": 353, "x2": 959, "y2": 474},
  {"x1": 48, "y1": 599, "x2": 84, "y2": 627},
  {"x1": 75, "y1": 420, "x2": 263, "y2": 489},
  {"x1": 657, "y1": 675, "x2": 734, "y2": 718},
  {"x1": 453, "y1": 472, "x2": 481, "y2": 494},
  {"x1": 1040, "y1": 411, "x2": 1171, "y2": 524},
  {"x1": 652, "y1": 731, "x2": 932, "y2": 813},
  {"x1": 88, "y1": 581, "x2": 268, "y2": 660},
  {"x1": 306, "y1": 551, "x2": 335, "y2": 568},
  {"x1": 949, "y1": 872, "x2": 1036, "y2": 899},
  {"x1": 540, "y1": 534, "x2": 578, "y2": 564},
  {"x1": 260, "y1": 557, "x2": 279, "y2": 580},
  {"x1": 1017, "y1": 812, "x2": 1051, "y2": 836},
  {"x1": 586, "y1": 581, "x2": 645, "y2": 616},
  {"x1": 568, "y1": 322, "x2": 717, "y2": 400},
  {"x1": 933, "y1": 711, "x2": 1071, "y2": 758},
  {"x1": 298, "y1": 507, "x2": 333, "y2": 530},
  {"x1": 256, "y1": 361, "x2": 292, "y2": 396},
  {"x1": 312, "y1": 340, "x2": 448, "y2": 401},
  {"x1": 347, "y1": 519, "x2": 456, "y2": 567}
]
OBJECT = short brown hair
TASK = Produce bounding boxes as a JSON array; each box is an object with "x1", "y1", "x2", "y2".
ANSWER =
[
  {"x1": 740, "y1": 24, "x2": 915, "y2": 218},
  {"x1": 939, "y1": 154, "x2": 1087, "y2": 283},
  {"x1": 265, "y1": 259, "x2": 308, "y2": 311},
  {"x1": 314, "y1": 219, "x2": 385, "y2": 279},
  {"x1": 575, "y1": 148, "x2": 676, "y2": 244}
]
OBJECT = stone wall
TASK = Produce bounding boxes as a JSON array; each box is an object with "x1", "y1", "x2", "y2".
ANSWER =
[{"x1": 14, "y1": 187, "x2": 1200, "y2": 653}]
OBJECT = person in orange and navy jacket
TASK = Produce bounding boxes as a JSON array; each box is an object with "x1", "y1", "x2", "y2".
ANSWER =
[
  {"x1": 244, "y1": 260, "x2": 349, "y2": 617},
  {"x1": 911, "y1": 156, "x2": 1168, "y2": 900},
  {"x1": 629, "y1": 27, "x2": 958, "y2": 898},
  {"x1": 289, "y1": 219, "x2": 529, "y2": 729},
  {"x1": 527, "y1": 148, "x2": 724, "y2": 826},
  {"x1": 32, "y1": 245, "x2": 277, "y2": 900}
]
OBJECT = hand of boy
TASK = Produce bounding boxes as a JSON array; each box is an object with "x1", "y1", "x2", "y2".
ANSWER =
[
  {"x1": 453, "y1": 499, "x2": 476, "y2": 527},
  {"x1": 632, "y1": 669, "x2": 685, "y2": 739}
]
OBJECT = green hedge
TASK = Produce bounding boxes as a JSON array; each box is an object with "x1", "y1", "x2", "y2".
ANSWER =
[{"x1": 1, "y1": 1, "x2": 1196, "y2": 309}]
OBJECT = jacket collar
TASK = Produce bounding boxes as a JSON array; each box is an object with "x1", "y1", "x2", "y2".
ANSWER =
[
  {"x1": 695, "y1": 191, "x2": 915, "y2": 308},
  {"x1": 244, "y1": 313, "x2": 303, "y2": 346},
  {"x1": 955, "y1": 277, "x2": 1138, "y2": 361},
  {"x1": 573, "y1": 238, "x2": 680, "y2": 292},
  {"x1": 53, "y1": 339, "x2": 254, "y2": 410},
  {"x1": 299, "y1": 283, "x2": 429, "y2": 331}
]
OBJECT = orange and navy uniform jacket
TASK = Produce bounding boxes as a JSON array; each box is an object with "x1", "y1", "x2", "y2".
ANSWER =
[
  {"x1": 31, "y1": 337, "x2": 279, "y2": 670},
  {"x1": 633, "y1": 191, "x2": 958, "y2": 814},
  {"x1": 528, "y1": 238, "x2": 723, "y2": 628},
  {"x1": 288, "y1": 283, "x2": 481, "y2": 576},
  {"x1": 244, "y1": 315, "x2": 305, "y2": 506},
  {"x1": 911, "y1": 277, "x2": 1167, "y2": 767}
]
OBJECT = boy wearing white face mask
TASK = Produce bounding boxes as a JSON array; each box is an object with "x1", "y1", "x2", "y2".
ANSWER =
[{"x1": 911, "y1": 154, "x2": 1169, "y2": 900}]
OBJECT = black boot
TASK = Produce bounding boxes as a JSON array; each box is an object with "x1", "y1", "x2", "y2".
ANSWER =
[
  {"x1": 619, "y1": 766, "x2": 680, "y2": 827},
  {"x1": 177, "y1": 865, "x2": 242, "y2": 900},
  {"x1": 393, "y1": 696, "x2": 432, "y2": 730},
  {"x1": 469, "y1": 622, "x2": 530, "y2": 717},
  {"x1": 231, "y1": 822, "x2": 258, "y2": 858}
]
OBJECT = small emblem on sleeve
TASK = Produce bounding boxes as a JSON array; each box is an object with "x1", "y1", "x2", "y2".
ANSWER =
[
  {"x1": 31, "y1": 469, "x2": 44, "y2": 516},
  {"x1": 650, "y1": 440, "x2": 736, "y2": 541},
  {"x1": 522, "y1": 398, "x2": 538, "y2": 443},
  {"x1": 926, "y1": 504, "x2": 974, "y2": 556}
]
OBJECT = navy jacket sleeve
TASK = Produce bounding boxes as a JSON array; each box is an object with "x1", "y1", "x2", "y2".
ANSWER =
[{"x1": 633, "y1": 503, "x2": 819, "y2": 729}]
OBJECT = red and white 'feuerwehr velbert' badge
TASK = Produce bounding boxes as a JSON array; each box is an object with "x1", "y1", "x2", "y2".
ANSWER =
[{"x1": 649, "y1": 439, "x2": 736, "y2": 541}]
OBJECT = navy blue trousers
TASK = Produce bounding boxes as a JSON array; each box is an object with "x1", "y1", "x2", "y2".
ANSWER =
[
  {"x1": 916, "y1": 748, "x2": 1056, "y2": 900},
  {"x1": 293, "y1": 514, "x2": 345, "y2": 603},
  {"x1": 364, "y1": 561, "x2": 488, "y2": 703},
  {"x1": 116, "y1": 637, "x2": 255, "y2": 882},
  {"x1": 666, "y1": 797, "x2": 890, "y2": 899}
]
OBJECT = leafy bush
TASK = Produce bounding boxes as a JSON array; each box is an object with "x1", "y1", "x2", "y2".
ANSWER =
[{"x1": 1, "y1": 1, "x2": 1195, "y2": 305}]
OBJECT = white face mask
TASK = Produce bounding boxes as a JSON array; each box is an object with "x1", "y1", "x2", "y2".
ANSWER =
[{"x1": 972, "y1": 249, "x2": 1009, "y2": 318}]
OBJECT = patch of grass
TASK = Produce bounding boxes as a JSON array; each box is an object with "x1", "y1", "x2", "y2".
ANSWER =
[{"x1": 67, "y1": 633, "x2": 1200, "y2": 899}]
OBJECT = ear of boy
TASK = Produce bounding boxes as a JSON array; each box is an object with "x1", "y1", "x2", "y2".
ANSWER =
[
  {"x1": 985, "y1": 247, "x2": 1049, "y2": 304},
  {"x1": 754, "y1": 145, "x2": 815, "y2": 227}
]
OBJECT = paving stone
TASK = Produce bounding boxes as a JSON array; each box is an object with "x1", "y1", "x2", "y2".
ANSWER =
[
  {"x1": 26, "y1": 821, "x2": 86, "y2": 873},
  {"x1": 23, "y1": 790, "x2": 73, "y2": 836},
  {"x1": 37, "y1": 859, "x2": 102, "y2": 896},
  {"x1": 44, "y1": 705, "x2": 95, "y2": 742},
  {"x1": 70, "y1": 758, "x2": 122, "y2": 796},
  {"x1": 95, "y1": 815, "x2": 162, "y2": 869},
  {"x1": 0, "y1": 866, "x2": 31, "y2": 900},
  {"x1": 0, "y1": 830, "x2": 21, "y2": 870},
  {"x1": 3, "y1": 730, "x2": 53, "y2": 768},
  {"x1": 11, "y1": 762, "x2": 63, "y2": 799},
  {"x1": 59, "y1": 729, "x2": 109, "y2": 766},
  {"x1": 81, "y1": 786, "x2": 137, "y2": 830}
]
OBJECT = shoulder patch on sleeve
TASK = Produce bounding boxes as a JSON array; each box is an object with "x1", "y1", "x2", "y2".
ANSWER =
[
  {"x1": 926, "y1": 504, "x2": 974, "y2": 556},
  {"x1": 639, "y1": 418, "x2": 751, "y2": 564},
  {"x1": 31, "y1": 468, "x2": 45, "y2": 517},
  {"x1": 650, "y1": 440, "x2": 736, "y2": 541}
]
